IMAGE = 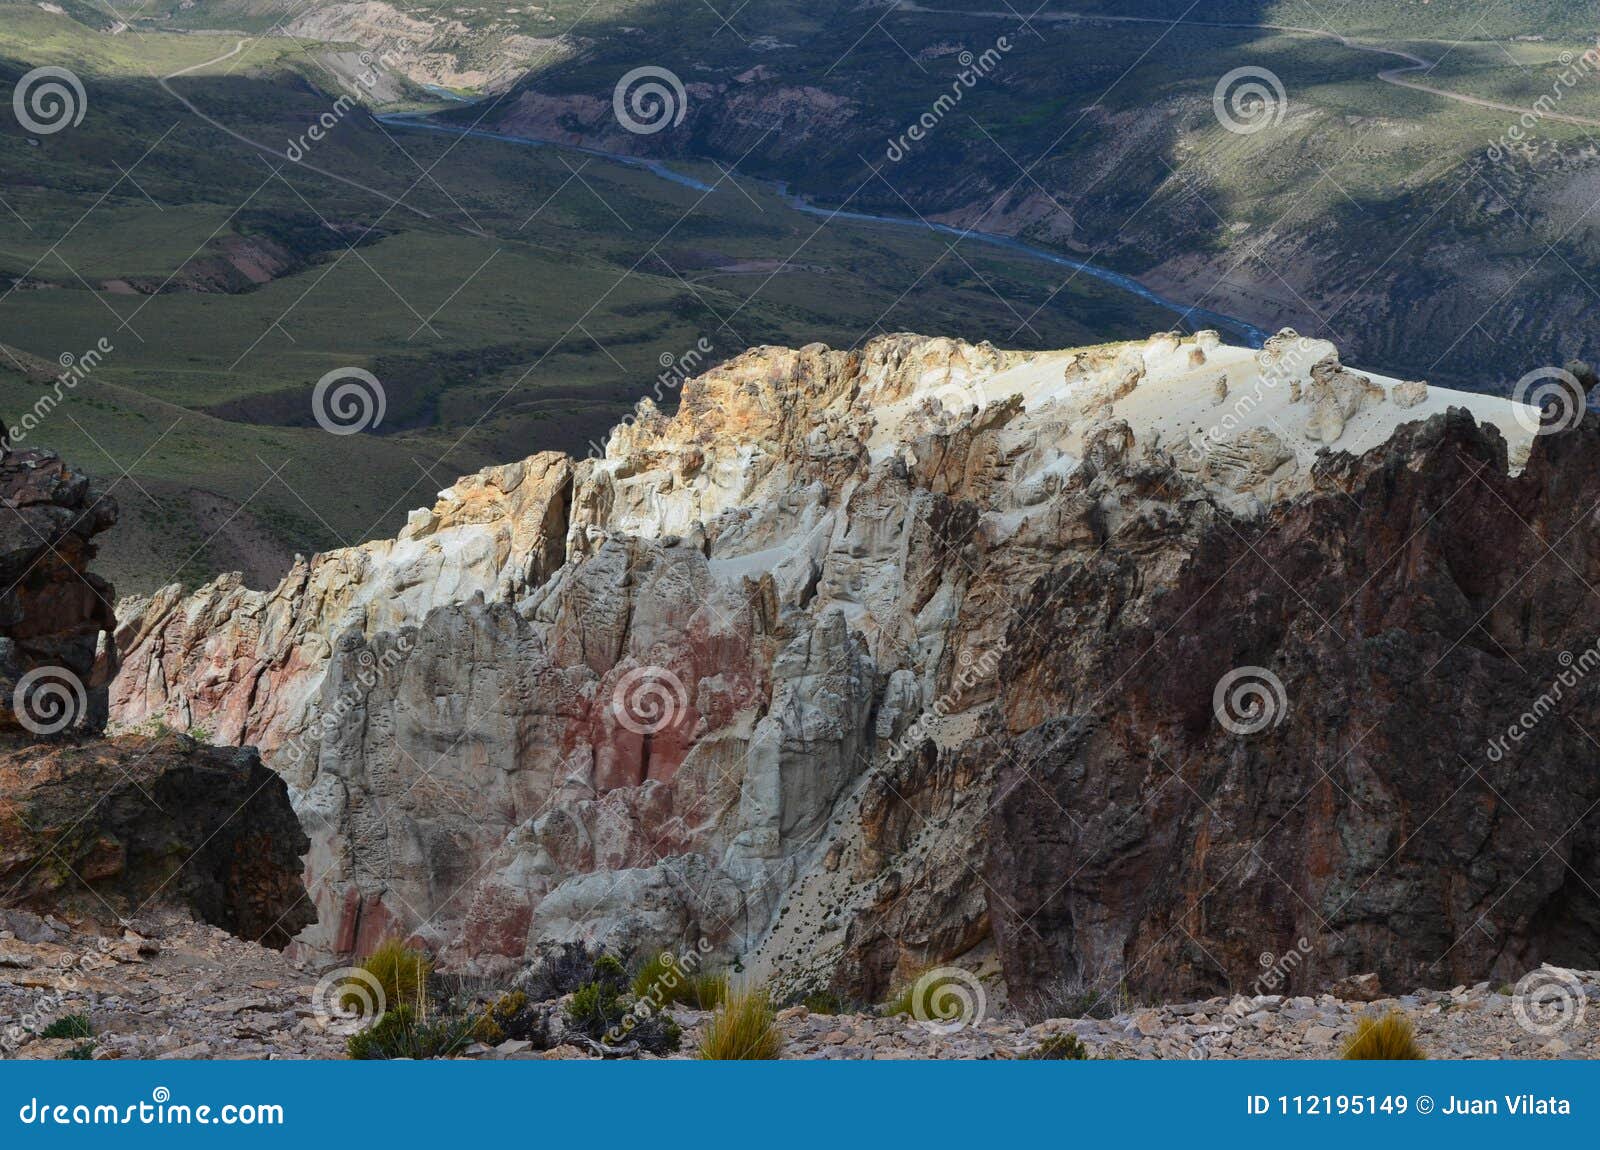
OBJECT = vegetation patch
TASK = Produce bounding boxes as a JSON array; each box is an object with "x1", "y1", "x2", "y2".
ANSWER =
[
  {"x1": 698, "y1": 986, "x2": 783, "y2": 1060},
  {"x1": 1342, "y1": 1013, "x2": 1426, "y2": 1060}
]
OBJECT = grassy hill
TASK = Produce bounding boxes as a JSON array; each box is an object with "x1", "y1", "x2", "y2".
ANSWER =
[
  {"x1": 0, "y1": 2, "x2": 1181, "y2": 593},
  {"x1": 461, "y1": 0, "x2": 1600, "y2": 393}
]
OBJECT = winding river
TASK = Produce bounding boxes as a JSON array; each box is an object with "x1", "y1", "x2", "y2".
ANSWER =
[{"x1": 376, "y1": 111, "x2": 1271, "y2": 347}]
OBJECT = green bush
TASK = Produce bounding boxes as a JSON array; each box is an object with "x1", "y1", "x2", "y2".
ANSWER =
[
  {"x1": 346, "y1": 1005, "x2": 477, "y2": 1060},
  {"x1": 38, "y1": 1013, "x2": 96, "y2": 1060},
  {"x1": 1342, "y1": 1013, "x2": 1426, "y2": 1060},
  {"x1": 686, "y1": 971, "x2": 728, "y2": 1010},
  {"x1": 470, "y1": 991, "x2": 529, "y2": 1045},
  {"x1": 1024, "y1": 1033, "x2": 1090, "y2": 1060},
  {"x1": 632, "y1": 952, "x2": 679, "y2": 999},
  {"x1": 631, "y1": 953, "x2": 726, "y2": 1010},
  {"x1": 698, "y1": 986, "x2": 782, "y2": 1060},
  {"x1": 566, "y1": 982, "x2": 626, "y2": 1036},
  {"x1": 39, "y1": 1014, "x2": 92, "y2": 1040},
  {"x1": 347, "y1": 939, "x2": 430, "y2": 1015},
  {"x1": 787, "y1": 991, "x2": 864, "y2": 1017},
  {"x1": 565, "y1": 979, "x2": 680, "y2": 1054}
]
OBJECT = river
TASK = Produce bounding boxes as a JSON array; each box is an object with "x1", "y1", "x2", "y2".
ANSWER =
[{"x1": 376, "y1": 111, "x2": 1270, "y2": 347}]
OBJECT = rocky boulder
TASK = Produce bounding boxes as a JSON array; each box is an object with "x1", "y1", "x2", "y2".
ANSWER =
[{"x1": 0, "y1": 733, "x2": 312, "y2": 947}]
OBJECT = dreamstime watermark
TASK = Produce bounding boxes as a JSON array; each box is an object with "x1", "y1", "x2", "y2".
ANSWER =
[
  {"x1": 312, "y1": 367, "x2": 386, "y2": 435},
  {"x1": 12, "y1": 66, "x2": 86, "y2": 135},
  {"x1": 1191, "y1": 937, "x2": 1313, "y2": 1058},
  {"x1": 605, "y1": 938, "x2": 715, "y2": 1042},
  {"x1": 1485, "y1": 44, "x2": 1600, "y2": 165},
  {"x1": 612, "y1": 66, "x2": 687, "y2": 135},
  {"x1": 274, "y1": 637, "x2": 412, "y2": 768},
  {"x1": 310, "y1": 966, "x2": 389, "y2": 1034},
  {"x1": 611, "y1": 664, "x2": 691, "y2": 736},
  {"x1": 16, "y1": 1089, "x2": 284, "y2": 1127},
  {"x1": 11, "y1": 665, "x2": 89, "y2": 735},
  {"x1": 1213, "y1": 66, "x2": 1288, "y2": 135},
  {"x1": 7, "y1": 338, "x2": 114, "y2": 449},
  {"x1": 885, "y1": 641, "x2": 1006, "y2": 763},
  {"x1": 884, "y1": 35, "x2": 1013, "y2": 162},
  {"x1": 2, "y1": 936, "x2": 116, "y2": 1054},
  {"x1": 906, "y1": 966, "x2": 987, "y2": 1035},
  {"x1": 1485, "y1": 637, "x2": 1600, "y2": 762},
  {"x1": 1213, "y1": 665, "x2": 1288, "y2": 736},
  {"x1": 286, "y1": 40, "x2": 414, "y2": 162},
  {"x1": 1512, "y1": 966, "x2": 1588, "y2": 1038},
  {"x1": 1510, "y1": 365, "x2": 1586, "y2": 436},
  {"x1": 586, "y1": 337, "x2": 716, "y2": 460}
]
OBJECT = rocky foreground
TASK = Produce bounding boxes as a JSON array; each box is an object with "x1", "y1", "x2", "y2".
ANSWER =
[{"x1": 4, "y1": 912, "x2": 1594, "y2": 1060}]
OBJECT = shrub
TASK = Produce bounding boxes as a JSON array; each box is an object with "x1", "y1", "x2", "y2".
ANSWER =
[
  {"x1": 566, "y1": 982, "x2": 627, "y2": 1036},
  {"x1": 471, "y1": 991, "x2": 531, "y2": 1045},
  {"x1": 1024, "y1": 1033, "x2": 1090, "y2": 1060},
  {"x1": 632, "y1": 952, "x2": 679, "y2": 1000},
  {"x1": 521, "y1": 941, "x2": 629, "y2": 1002},
  {"x1": 39, "y1": 1013, "x2": 95, "y2": 1060},
  {"x1": 39, "y1": 1014, "x2": 92, "y2": 1040},
  {"x1": 1019, "y1": 972, "x2": 1130, "y2": 1023},
  {"x1": 698, "y1": 986, "x2": 783, "y2": 1060},
  {"x1": 346, "y1": 1004, "x2": 477, "y2": 1060},
  {"x1": 686, "y1": 971, "x2": 728, "y2": 1010},
  {"x1": 631, "y1": 953, "x2": 726, "y2": 1010},
  {"x1": 1342, "y1": 1013, "x2": 1426, "y2": 1060},
  {"x1": 787, "y1": 991, "x2": 864, "y2": 1017},
  {"x1": 565, "y1": 980, "x2": 680, "y2": 1055},
  {"x1": 348, "y1": 939, "x2": 430, "y2": 1015}
]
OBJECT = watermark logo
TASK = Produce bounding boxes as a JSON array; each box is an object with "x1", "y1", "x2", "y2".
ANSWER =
[
  {"x1": 285, "y1": 41, "x2": 413, "y2": 162},
  {"x1": 8, "y1": 338, "x2": 113, "y2": 448},
  {"x1": 612, "y1": 66, "x2": 687, "y2": 135},
  {"x1": 13, "y1": 66, "x2": 86, "y2": 135},
  {"x1": 312, "y1": 367, "x2": 386, "y2": 435},
  {"x1": 1485, "y1": 45, "x2": 1600, "y2": 165},
  {"x1": 1212, "y1": 665, "x2": 1288, "y2": 735},
  {"x1": 885, "y1": 642, "x2": 1005, "y2": 763},
  {"x1": 1486, "y1": 641, "x2": 1600, "y2": 762},
  {"x1": 885, "y1": 35, "x2": 1013, "y2": 162},
  {"x1": 907, "y1": 967, "x2": 987, "y2": 1035},
  {"x1": 311, "y1": 966, "x2": 388, "y2": 1033},
  {"x1": 12, "y1": 666, "x2": 87, "y2": 735},
  {"x1": 1512, "y1": 967, "x2": 1586, "y2": 1037},
  {"x1": 611, "y1": 665, "x2": 690, "y2": 735},
  {"x1": 1510, "y1": 366, "x2": 1585, "y2": 436},
  {"x1": 1213, "y1": 66, "x2": 1288, "y2": 135}
]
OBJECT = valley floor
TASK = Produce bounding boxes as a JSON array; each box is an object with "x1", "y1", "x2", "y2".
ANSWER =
[{"x1": 4, "y1": 912, "x2": 1593, "y2": 1061}]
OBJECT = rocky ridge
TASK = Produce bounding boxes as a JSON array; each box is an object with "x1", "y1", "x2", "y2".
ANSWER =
[{"x1": 105, "y1": 330, "x2": 1598, "y2": 1011}]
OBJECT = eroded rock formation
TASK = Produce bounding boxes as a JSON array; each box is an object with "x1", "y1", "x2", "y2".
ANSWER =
[
  {"x1": 107, "y1": 331, "x2": 1598, "y2": 1003},
  {"x1": 0, "y1": 450, "x2": 311, "y2": 947}
]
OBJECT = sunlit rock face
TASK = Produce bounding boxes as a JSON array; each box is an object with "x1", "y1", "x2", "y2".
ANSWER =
[{"x1": 113, "y1": 331, "x2": 1596, "y2": 1002}]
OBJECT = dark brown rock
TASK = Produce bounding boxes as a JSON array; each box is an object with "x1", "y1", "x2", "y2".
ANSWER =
[
  {"x1": 988, "y1": 409, "x2": 1600, "y2": 1003},
  {"x1": 0, "y1": 448, "x2": 118, "y2": 735},
  {"x1": 0, "y1": 733, "x2": 313, "y2": 947}
]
